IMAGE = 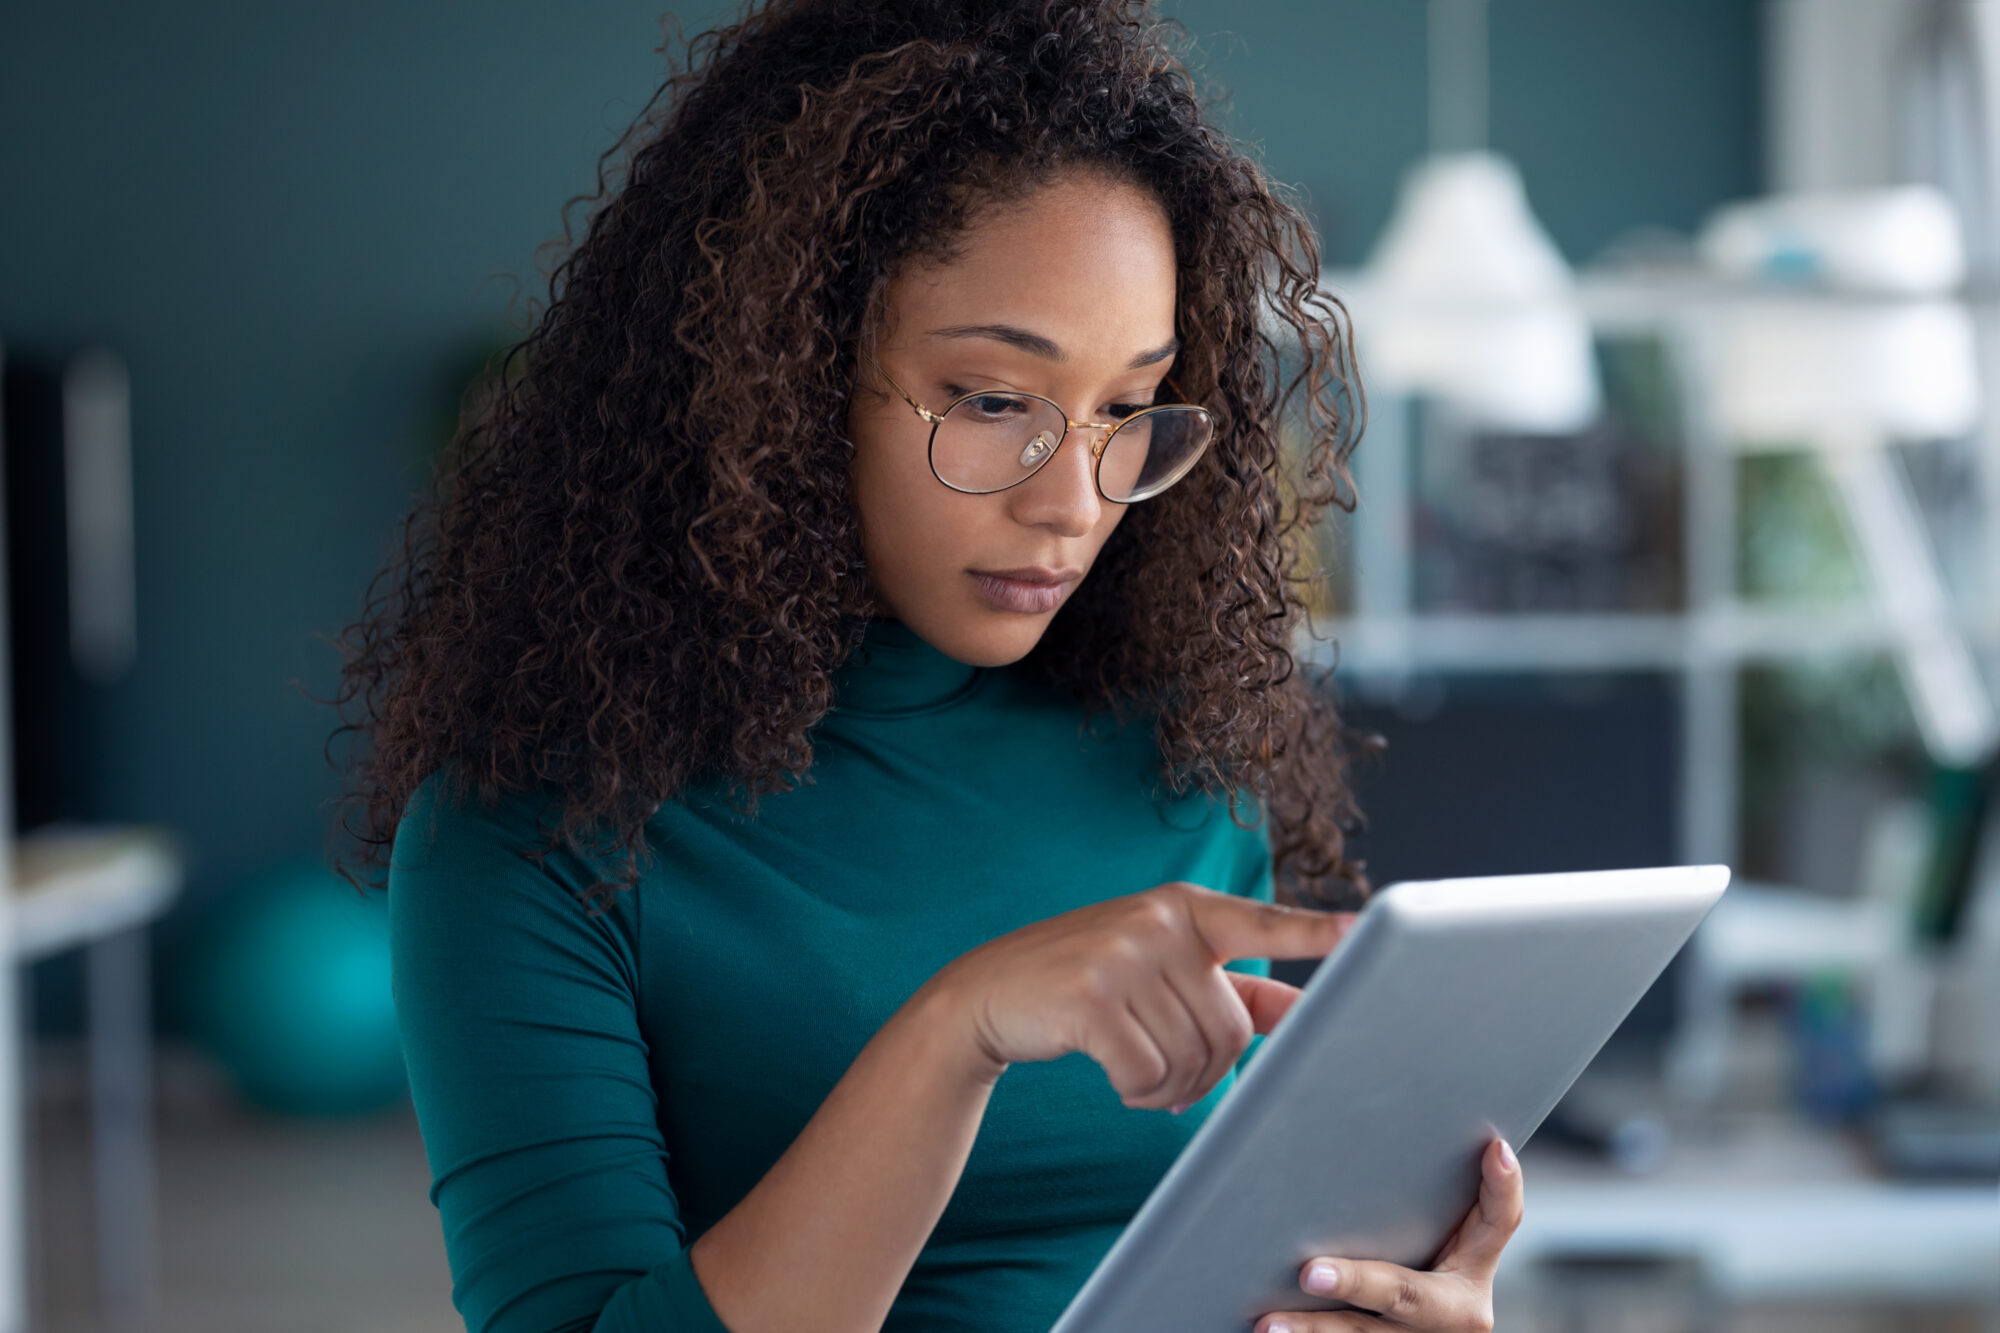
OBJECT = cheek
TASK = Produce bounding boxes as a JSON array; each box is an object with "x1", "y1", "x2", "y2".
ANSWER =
[
  {"x1": 846, "y1": 409, "x2": 968, "y2": 583},
  {"x1": 844, "y1": 403, "x2": 899, "y2": 532},
  {"x1": 847, "y1": 415, "x2": 916, "y2": 546},
  {"x1": 1089, "y1": 501, "x2": 1129, "y2": 556}
]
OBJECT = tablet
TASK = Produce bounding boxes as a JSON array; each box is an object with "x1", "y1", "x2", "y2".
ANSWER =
[{"x1": 1047, "y1": 864, "x2": 1729, "y2": 1333}]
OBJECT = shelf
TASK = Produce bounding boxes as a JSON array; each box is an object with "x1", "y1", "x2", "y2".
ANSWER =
[
  {"x1": 1691, "y1": 879, "x2": 1912, "y2": 976},
  {"x1": 8, "y1": 824, "x2": 183, "y2": 964},
  {"x1": 1298, "y1": 605, "x2": 2000, "y2": 676},
  {"x1": 1504, "y1": 1177, "x2": 2000, "y2": 1302},
  {"x1": 1504, "y1": 1099, "x2": 2000, "y2": 1303},
  {"x1": 1326, "y1": 263, "x2": 2000, "y2": 326}
]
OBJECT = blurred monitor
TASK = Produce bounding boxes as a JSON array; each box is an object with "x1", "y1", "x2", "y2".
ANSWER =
[
  {"x1": 3, "y1": 344, "x2": 130, "y2": 834},
  {"x1": 1295, "y1": 670, "x2": 1682, "y2": 1059},
  {"x1": 5, "y1": 344, "x2": 134, "y2": 1041}
]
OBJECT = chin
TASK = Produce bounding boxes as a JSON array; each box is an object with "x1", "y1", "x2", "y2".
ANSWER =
[{"x1": 931, "y1": 607, "x2": 1053, "y2": 668}]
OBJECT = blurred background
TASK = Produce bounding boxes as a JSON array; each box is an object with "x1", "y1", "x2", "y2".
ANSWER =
[{"x1": 2, "y1": 1, "x2": 1997, "y2": 1331}]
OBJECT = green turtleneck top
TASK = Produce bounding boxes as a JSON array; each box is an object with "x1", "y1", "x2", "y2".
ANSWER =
[{"x1": 389, "y1": 617, "x2": 1276, "y2": 1333}]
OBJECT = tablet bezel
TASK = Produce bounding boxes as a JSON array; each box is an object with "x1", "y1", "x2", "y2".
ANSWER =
[{"x1": 1046, "y1": 864, "x2": 1730, "y2": 1332}]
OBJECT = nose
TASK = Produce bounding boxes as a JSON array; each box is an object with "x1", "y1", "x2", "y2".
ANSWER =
[{"x1": 1007, "y1": 420, "x2": 1110, "y2": 535}]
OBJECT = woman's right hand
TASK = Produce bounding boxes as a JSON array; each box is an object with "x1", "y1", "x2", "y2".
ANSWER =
[{"x1": 924, "y1": 882, "x2": 1357, "y2": 1113}]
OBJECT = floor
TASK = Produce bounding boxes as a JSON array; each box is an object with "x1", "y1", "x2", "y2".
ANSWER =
[
  {"x1": 21, "y1": 1042, "x2": 1998, "y2": 1333},
  {"x1": 27, "y1": 1042, "x2": 459, "y2": 1333}
]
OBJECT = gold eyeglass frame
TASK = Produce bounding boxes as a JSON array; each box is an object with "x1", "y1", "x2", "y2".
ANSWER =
[{"x1": 866, "y1": 353, "x2": 1214, "y2": 504}]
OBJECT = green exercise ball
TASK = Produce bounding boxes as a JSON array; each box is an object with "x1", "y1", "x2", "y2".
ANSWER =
[{"x1": 183, "y1": 862, "x2": 406, "y2": 1117}]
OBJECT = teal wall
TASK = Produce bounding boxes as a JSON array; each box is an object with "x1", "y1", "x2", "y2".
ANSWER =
[
  {"x1": 0, "y1": 3, "x2": 1756, "y2": 1028},
  {"x1": 1166, "y1": 0, "x2": 1762, "y2": 264}
]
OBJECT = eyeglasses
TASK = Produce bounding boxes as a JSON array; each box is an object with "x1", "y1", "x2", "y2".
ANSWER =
[{"x1": 867, "y1": 354, "x2": 1214, "y2": 504}]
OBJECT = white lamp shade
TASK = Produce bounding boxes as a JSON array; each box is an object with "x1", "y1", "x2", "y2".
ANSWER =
[{"x1": 1352, "y1": 151, "x2": 1602, "y2": 434}]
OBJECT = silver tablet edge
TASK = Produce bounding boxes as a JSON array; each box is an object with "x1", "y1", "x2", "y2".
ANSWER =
[{"x1": 1047, "y1": 863, "x2": 1731, "y2": 1331}]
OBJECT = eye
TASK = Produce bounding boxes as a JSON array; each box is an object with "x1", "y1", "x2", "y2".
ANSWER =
[
  {"x1": 1105, "y1": 401, "x2": 1152, "y2": 421},
  {"x1": 942, "y1": 384, "x2": 1035, "y2": 422}
]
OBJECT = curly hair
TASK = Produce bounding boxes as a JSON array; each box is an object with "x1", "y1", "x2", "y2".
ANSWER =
[{"x1": 325, "y1": 0, "x2": 1379, "y2": 911}]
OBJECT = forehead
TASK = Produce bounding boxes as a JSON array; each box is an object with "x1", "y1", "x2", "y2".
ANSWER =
[{"x1": 881, "y1": 174, "x2": 1178, "y2": 360}]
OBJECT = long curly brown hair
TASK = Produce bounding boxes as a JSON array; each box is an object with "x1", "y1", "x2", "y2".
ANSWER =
[{"x1": 325, "y1": 0, "x2": 1378, "y2": 911}]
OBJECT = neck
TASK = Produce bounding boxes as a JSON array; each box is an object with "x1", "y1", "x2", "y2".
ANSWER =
[{"x1": 828, "y1": 616, "x2": 984, "y2": 715}]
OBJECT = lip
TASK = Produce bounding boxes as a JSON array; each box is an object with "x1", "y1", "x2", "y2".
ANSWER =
[
  {"x1": 967, "y1": 565, "x2": 1082, "y2": 614},
  {"x1": 970, "y1": 565, "x2": 1083, "y2": 585}
]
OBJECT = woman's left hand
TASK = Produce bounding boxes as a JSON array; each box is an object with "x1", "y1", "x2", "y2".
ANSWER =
[{"x1": 1255, "y1": 1136, "x2": 1525, "y2": 1333}]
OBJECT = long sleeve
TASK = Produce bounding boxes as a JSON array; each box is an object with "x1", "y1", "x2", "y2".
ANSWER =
[{"x1": 388, "y1": 773, "x2": 732, "y2": 1333}]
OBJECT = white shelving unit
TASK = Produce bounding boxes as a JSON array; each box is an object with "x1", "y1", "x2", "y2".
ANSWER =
[
  {"x1": 1307, "y1": 269, "x2": 2000, "y2": 1116},
  {"x1": 1293, "y1": 270, "x2": 2000, "y2": 1317},
  {"x1": 1309, "y1": 267, "x2": 2000, "y2": 872}
]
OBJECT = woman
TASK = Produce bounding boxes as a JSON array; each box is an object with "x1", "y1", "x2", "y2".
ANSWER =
[{"x1": 330, "y1": 2, "x2": 1524, "y2": 1330}]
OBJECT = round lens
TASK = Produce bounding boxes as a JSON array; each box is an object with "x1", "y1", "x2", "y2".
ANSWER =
[
  {"x1": 1098, "y1": 406, "x2": 1213, "y2": 502},
  {"x1": 931, "y1": 391, "x2": 1070, "y2": 494}
]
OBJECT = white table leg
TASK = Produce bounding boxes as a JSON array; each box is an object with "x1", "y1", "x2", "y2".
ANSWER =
[{"x1": 86, "y1": 926, "x2": 155, "y2": 1329}]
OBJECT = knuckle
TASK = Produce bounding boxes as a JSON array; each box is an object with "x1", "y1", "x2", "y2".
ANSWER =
[
  {"x1": 1389, "y1": 1277, "x2": 1427, "y2": 1318},
  {"x1": 1485, "y1": 1184, "x2": 1525, "y2": 1232},
  {"x1": 1131, "y1": 891, "x2": 1182, "y2": 934},
  {"x1": 1220, "y1": 998, "x2": 1256, "y2": 1050},
  {"x1": 1130, "y1": 1047, "x2": 1171, "y2": 1095},
  {"x1": 1108, "y1": 929, "x2": 1152, "y2": 965},
  {"x1": 1256, "y1": 901, "x2": 1306, "y2": 936},
  {"x1": 1472, "y1": 1304, "x2": 1496, "y2": 1333},
  {"x1": 1074, "y1": 962, "x2": 1121, "y2": 1006}
]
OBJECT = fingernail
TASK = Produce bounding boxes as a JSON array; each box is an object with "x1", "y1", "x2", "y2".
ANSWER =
[
  {"x1": 1169, "y1": 1101, "x2": 1189, "y2": 1115},
  {"x1": 1266, "y1": 1321, "x2": 1293, "y2": 1333},
  {"x1": 1500, "y1": 1138, "x2": 1518, "y2": 1171},
  {"x1": 1303, "y1": 1260, "x2": 1340, "y2": 1294}
]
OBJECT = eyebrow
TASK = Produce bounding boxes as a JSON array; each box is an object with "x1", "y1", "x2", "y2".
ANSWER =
[{"x1": 927, "y1": 323, "x2": 1181, "y2": 370}]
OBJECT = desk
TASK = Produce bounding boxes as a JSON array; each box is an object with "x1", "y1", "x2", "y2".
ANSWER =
[
  {"x1": 9, "y1": 825, "x2": 182, "y2": 1332},
  {"x1": 1508, "y1": 1178, "x2": 2000, "y2": 1302},
  {"x1": 1499, "y1": 1101, "x2": 2000, "y2": 1321}
]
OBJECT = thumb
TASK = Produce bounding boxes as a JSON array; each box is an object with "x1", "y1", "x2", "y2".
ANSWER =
[{"x1": 1225, "y1": 971, "x2": 1305, "y2": 1035}]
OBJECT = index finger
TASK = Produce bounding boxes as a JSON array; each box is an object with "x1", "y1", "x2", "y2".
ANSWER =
[{"x1": 1183, "y1": 891, "x2": 1357, "y2": 963}]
